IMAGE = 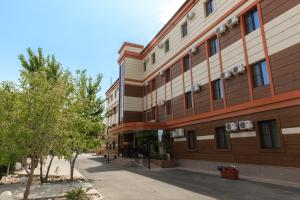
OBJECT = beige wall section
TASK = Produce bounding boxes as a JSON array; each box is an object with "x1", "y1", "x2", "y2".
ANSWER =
[
  {"x1": 184, "y1": 71, "x2": 192, "y2": 92},
  {"x1": 245, "y1": 28, "x2": 264, "y2": 64},
  {"x1": 172, "y1": 76, "x2": 183, "y2": 98},
  {"x1": 157, "y1": 86, "x2": 165, "y2": 102},
  {"x1": 222, "y1": 39, "x2": 245, "y2": 71},
  {"x1": 265, "y1": 4, "x2": 300, "y2": 56},
  {"x1": 147, "y1": 94, "x2": 151, "y2": 109},
  {"x1": 166, "y1": 82, "x2": 172, "y2": 101},
  {"x1": 106, "y1": 88, "x2": 119, "y2": 110},
  {"x1": 143, "y1": 96, "x2": 147, "y2": 110},
  {"x1": 124, "y1": 96, "x2": 143, "y2": 112},
  {"x1": 193, "y1": 61, "x2": 209, "y2": 86},
  {"x1": 119, "y1": 46, "x2": 143, "y2": 56},
  {"x1": 125, "y1": 58, "x2": 143, "y2": 81},
  {"x1": 209, "y1": 54, "x2": 221, "y2": 81},
  {"x1": 142, "y1": 0, "x2": 257, "y2": 81}
]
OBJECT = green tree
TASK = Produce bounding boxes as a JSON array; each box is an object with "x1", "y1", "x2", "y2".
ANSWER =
[{"x1": 65, "y1": 70, "x2": 104, "y2": 181}]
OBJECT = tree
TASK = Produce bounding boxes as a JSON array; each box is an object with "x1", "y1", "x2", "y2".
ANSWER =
[
  {"x1": 18, "y1": 48, "x2": 72, "y2": 200},
  {"x1": 65, "y1": 70, "x2": 104, "y2": 181}
]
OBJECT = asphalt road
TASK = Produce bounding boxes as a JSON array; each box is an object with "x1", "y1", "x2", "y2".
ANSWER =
[{"x1": 75, "y1": 154, "x2": 300, "y2": 200}]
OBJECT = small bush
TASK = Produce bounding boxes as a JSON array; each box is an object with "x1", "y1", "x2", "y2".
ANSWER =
[{"x1": 65, "y1": 188, "x2": 87, "y2": 200}]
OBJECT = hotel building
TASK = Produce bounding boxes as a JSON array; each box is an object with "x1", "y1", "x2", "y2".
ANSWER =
[{"x1": 104, "y1": 0, "x2": 300, "y2": 170}]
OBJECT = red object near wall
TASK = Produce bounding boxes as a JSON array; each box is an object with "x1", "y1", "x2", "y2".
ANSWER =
[{"x1": 220, "y1": 167, "x2": 239, "y2": 180}]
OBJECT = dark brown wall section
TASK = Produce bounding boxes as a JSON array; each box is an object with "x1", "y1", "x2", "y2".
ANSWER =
[
  {"x1": 172, "y1": 105, "x2": 300, "y2": 167},
  {"x1": 270, "y1": 43, "x2": 300, "y2": 95},
  {"x1": 157, "y1": 106, "x2": 166, "y2": 122},
  {"x1": 220, "y1": 24, "x2": 242, "y2": 50},
  {"x1": 125, "y1": 84, "x2": 143, "y2": 97},
  {"x1": 172, "y1": 95, "x2": 184, "y2": 119},
  {"x1": 171, "y1": 61, "x2": 182, "y2": 80},
  {"x1": 253, "y1": 85, "x2": 271, "y2": 100},
  {"x1": 191, "y1": 44, "x2": 206, "y2": 67},
  {"x1": 124, "y1": 111, "x2": 143, "y2": 123},
  {"x1": 261, "y1": 0, "x2": 299, "y2": 24},
  {"x1": 194, "y1": 84, "x2": 211, "y2": 114},
  {"x1": 224, "y1": 73, "x2": 250, "y2": 107},
  {"x1": 213, "y1": 99, "x2": 224, "y2": 110}
]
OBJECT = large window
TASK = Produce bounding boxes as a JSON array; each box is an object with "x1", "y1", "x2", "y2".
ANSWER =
[
  {"x1": 166, "y1": 100, "x2": 172, "y2": 115},
  {"x1": 165, "y1": 68, "x2": 171, "y2": 83},
  {"x1": 205, "y1": 0, "x2": 215, "y2": 17},
  {"x1": 216, "y1": 127, "x2": 230, "y2": 149},
  {"x1": 183, "y1": 55, "x2": 190, "y2": 72},
  {"x1": 244, "y1": 8, "x2": 260, "y2": 34},
  {"x1": 209, "y1": 36, "x2": 219, "y2": 57},
  {"x1": 185, "y1": 91, "x2": 193, "y2": 109},
  {"x1": 119, "y1": 63, "x2": 124, "y2": 123},
  {"x1": 187, "y1": 131, "x2": 196, "y2": 149},
  {"x1": 213, "y1": 79, "x2": 223, "y2": 100},
  {"x1": 181, "y1": 21, "x2": 188, "y2": 38},
  {"x1": 252, "y1": 60, "x2": 270, "y2": 87},
  {"x1": 259, "y1": 120, "x2": 280, "y2": 149}
]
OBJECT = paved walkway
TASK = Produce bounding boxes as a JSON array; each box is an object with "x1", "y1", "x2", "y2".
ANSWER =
[{"x1": 75, "y1": 154, "x2": 300, "y2": 200}]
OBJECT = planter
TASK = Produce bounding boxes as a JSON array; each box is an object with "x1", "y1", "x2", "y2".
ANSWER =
[
  {"x1": 151, "y1": 159, "x2": 176, "y2": 168},
  {"x1": 220, "y1": 167, "x2": 239, "y2": 180}
]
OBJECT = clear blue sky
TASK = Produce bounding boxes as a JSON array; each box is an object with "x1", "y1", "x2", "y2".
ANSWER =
[{"x1": 0, "y1": 0, "x2": 185, "y2": 96}]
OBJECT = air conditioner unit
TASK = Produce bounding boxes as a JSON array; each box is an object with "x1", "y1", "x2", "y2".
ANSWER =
[
  {"x1": 191, "y1": 84, "x2": 201, "y2": 93},
  {"x1": 239, "y1": 120, "x2": 254, "y2": 130},
  {"x1": 215, "y1": 24, "x2": 227, "y2": 35},
  {"x1": 227, "y1": 16, "x2": 239, "y2": 28},
  {"x1": 171, "y1": 129, "x2": 185, "y2": 138},
  {"x1": 189, "y1": 47, "x2": 197, "y2": 55},
  {"x1": 232, "y1": 64, "x2": 245, "y2": 75},
  {"x1": 186, "y1": 11, "x2": 195, "y2": 21},
  {"x1": 220, "y1": 70, "x2": 232, "y2": 80},
  {"x1": 159, "y1": 70, "x2": 164, "y2": 76},
  {"x1": 158, "y1": 100, "x2": 165, "y2": 106},
  {"x1": 226, "y1": 123, "x2": 239, "y2": 132},
  {"x1": 158, "y1": 43, "x2": 164, "y2": 49},
  {"x1": 144, "y1": 81, "x2": 149, "y2": 87}
]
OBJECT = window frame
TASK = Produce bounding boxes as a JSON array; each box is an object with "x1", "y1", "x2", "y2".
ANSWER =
[
  {"x1": 212, "y1": 79, "x2": 223, "y2": 100},
  {"x1": 183, "y1": 55, "x2": 190, "y2": 72},
  {"x1": 187, "y1": 130, "x2": 196, "y2": 149},
  {"x1": 215, "y1": 127, "x2": 230, "y2": 149},
  {"x1": 258, "y1": 120, "x2": 281, "y2": 149},
  {"x1": 185, "y1": 91, "x2": 193, "y2": 109},
  {"x1": 165, "y1": 68, "x2": 171, "y2": 83},
  {"x1": 204, "y1": 0, "x2": 215, "y2": 17},
  {"x1": 208, "y1": 36, "x2": 219, "y2": 57},
  {"x1": 244, "y1": 8, "x2": 260, "y2": 34},
  {"x1": 143, "y1": 62, "x2": 147, "y2": 72},
  {"x1": 181, "y1": 21, "x2": 188, "y2": 38},
  {"x1": 252, "y1": 60, "x2": 270, "y2": 88},
  {"x1": 164, "y1": 39, "x2": 170, "y2": 53},
  {"x1": 151, "y1": 106, "x2": 156, "y2": 121},
  {"x1": 166, "y1": 100, "x2": 172, "y2": 115},
  {"x1": 151, "y1": 53, "x2": 156, "y2": 64}
]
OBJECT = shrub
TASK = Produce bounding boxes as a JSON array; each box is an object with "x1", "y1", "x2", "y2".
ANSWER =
[{"x1": 65, "y1": 188, "x2": 87, "y2": 200}]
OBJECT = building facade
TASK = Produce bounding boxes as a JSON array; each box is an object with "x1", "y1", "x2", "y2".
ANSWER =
[{"x1": 105, "y1": 0, "x2": 300, "y2": 168}]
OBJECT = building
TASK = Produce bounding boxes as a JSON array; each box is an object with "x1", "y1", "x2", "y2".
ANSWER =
[{"x1": 105, "y1": 0, "x2": 300, "y2": 169}]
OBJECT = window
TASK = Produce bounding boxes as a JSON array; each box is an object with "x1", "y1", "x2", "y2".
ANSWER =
[
  {"x1": 216, "y1": 127, "x2": 230, "y2": 149},
  {"x1": 151, "y1": 79, "x2": 156, "y2": 91},
  {"x1": 183, "y1": 55, "x2": 190, "y2": 72},
  {"x1": 164, "y1": 39, "x2": 170, "y2": 53},
  {"x1": 166, "y1": 100, "x2": 172, "y2": 115},
  {"x1": 185, "y1": 91, "x2": 193, "y2": 109},
  {"x1": 252, "y1": 60, "x2": 269, "y2": 88},
  {"x1": 187, "y1": 131, "x2": 196, "y2": 149},
  {"x1": 259, "y1": 120, "x2": 280, "y2": 149},
  {"x1": 112, "y1": 142, "x2": 116, "y2": 150},
  {"x1": 165, "y1": 68, "x2": 171, "y2": 83},
  {"x1": 151, "y1": 107, "x2": 156, "y2": 120},
  {"x1": 151, "y1": 53, "x2": 156, "y2": 64},
  {"x1": 143, "y1": 62, "x2": 147, "y2": 72},
  {"x1": 209, "y1": 36, "x2": 218, "y2": 57},
  {"x1": 244, "y1": 8, "x2": 260, "y2": 34},
  {"x1": 213, "y1": 79, "x2": 223, "y2": 100},
  {"x1": 114, "y1": 90, "x2": 117, "y2": 98},
  {"x1": 205, "y1": 0, "x2": 215, "y2": 17},
  {"x1": 106, "y1": 142, "x2": 109, "y2": 150},
  {"x1": 181, "y1": 21, "x2": 188, "y2": 38}
]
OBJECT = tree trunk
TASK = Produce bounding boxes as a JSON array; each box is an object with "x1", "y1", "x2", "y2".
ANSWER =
[
  {"x1": 6, "y1": 163, "x2": 10, "y2": 176},
  {"x1": 70, "y1": 152, "x2": 79, "y2": 181},
  {"x1": 23, "y1": 158, "x2": 38, "y2": 200},
  {"x1": 45, "y1": 154, "x2": 54, "y2": 182},
  {"x1": 39, "y1": 157, "x2": 44, "y2": 183}
]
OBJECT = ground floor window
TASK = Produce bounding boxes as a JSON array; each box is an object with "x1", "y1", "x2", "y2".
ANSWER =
[
  {"x1": 187, "y1": 131, "x2": 196, "y2": 149},
  {"x1": 259, "y1": 120, "x2": 280, "y2": 149},
  {"x1": 215, "y1": 127, "x2": 230, "y2": 149}
]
